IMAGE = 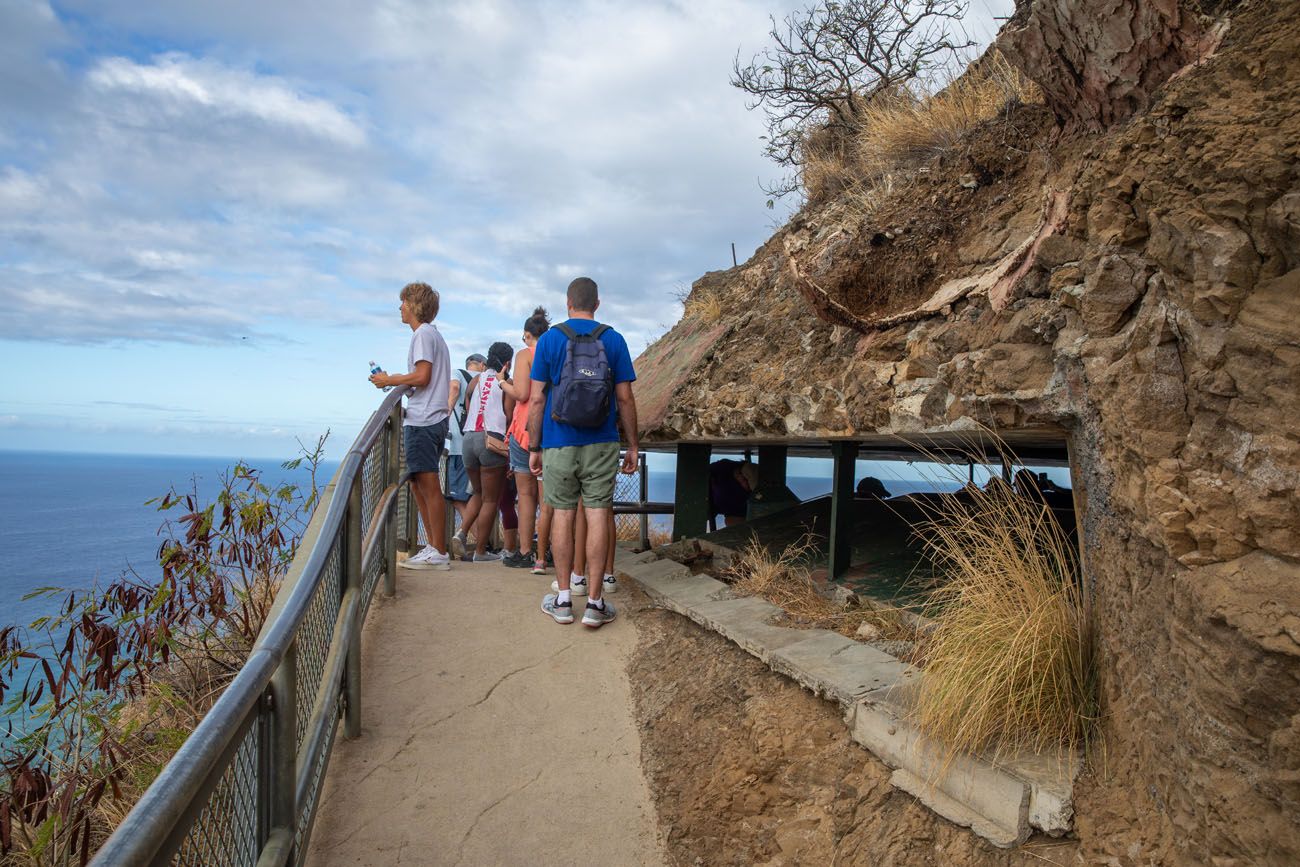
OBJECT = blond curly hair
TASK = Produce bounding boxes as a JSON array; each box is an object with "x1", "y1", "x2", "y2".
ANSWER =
[{"x1": 400, "y1": 282, "x2": 440, "y2": 323}]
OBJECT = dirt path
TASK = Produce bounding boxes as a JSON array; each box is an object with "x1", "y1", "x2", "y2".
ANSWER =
[{"x1": 306, "y1": 560, "x2": 666, "y2": 866}]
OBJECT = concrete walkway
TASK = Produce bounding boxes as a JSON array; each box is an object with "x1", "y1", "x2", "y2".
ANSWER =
[{"x1": 306, "y1": 558, "x2": 667, "y2": 867}]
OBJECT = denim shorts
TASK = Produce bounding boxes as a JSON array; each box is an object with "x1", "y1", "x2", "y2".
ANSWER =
[
  {"x1": 462, "y1": 430, "x2": 508, "y2": 471},
  {"x1": 404, "y1": 420, "x2": 447, "y2": 475},
  {"x1": 508, "y1": 435, "x2": 531, "y2": 473},
  {"x1": 444, "y1": 454, "x2": 470, "y2": 502}
]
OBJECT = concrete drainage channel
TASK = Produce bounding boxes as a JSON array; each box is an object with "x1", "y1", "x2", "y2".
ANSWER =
[{"x1": 616, "y1": 544, "x2": 1078, "y2": 849}]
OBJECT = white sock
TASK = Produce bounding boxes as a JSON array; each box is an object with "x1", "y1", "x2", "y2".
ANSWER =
[
  {"x1": 572, "y1": 571, "x2": 585, "y2": 585},
  {"x1": 558, "y1": 589, "x2": 571, "y2": 605},
  {"x1": 604, "y1": 573, "x2": 614, "y2": 582},
  {"x1": 589, "y1": 596, "x2": 605, "y2": 610}
]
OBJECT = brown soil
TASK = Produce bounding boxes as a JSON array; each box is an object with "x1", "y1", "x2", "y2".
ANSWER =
[
  {"x1": 832, "y1": 102, "x2": 1059, "y2": 321},
  {"x1": 629, "y1": 605, "x2": 1079, "y2": 867}
]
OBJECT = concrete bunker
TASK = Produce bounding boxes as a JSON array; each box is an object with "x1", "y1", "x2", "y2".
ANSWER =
[{"x1": 653, "y1": 426, "x2": 1083, "y2": 610}]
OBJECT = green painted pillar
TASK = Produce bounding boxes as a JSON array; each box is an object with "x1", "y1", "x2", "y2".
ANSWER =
[
  {"x1": 757, "y1": 445, "x2": 787, "y2": 489},
  {"x1": 673, "y1": 443, "x2": 712, "y2": 541},
  {"x1": 829, "y1": 441, "x2": 859, "y2": 579}
]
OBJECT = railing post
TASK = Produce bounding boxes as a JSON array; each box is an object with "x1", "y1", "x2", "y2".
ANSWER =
[
  {"x1": 442, "y1": 452, "x2": 456, "y2": 549},
  {"x1": 829, "y1": 441, "x2": 859, "y2": 580},
  {"x1": 673, "y1": 443, "x2": 712, "y2": 541},
  {"x1": 344, "y1": 474, "x2": 364, "y2": 739},
  {"x1": 384, "y1": 407, "x2": 402, "y2": 597},
  {"x1": 638, "y1": 452, "x2": 650, "y2": 550},
  {"x1": 262, "y1": 642, "x2": 298, "y2": 867}
]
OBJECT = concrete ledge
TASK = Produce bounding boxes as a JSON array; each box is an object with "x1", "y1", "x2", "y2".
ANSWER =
[
  {"x1": 688, "y1": 597, "x2": 807, "y2": 663},
  {"x1": 890, "y1": 769, "x2": 1023, "y2": 849},
  {"x1": 768, "y1": 632, "x2": 918, "y2": 709},
  {"x1": 621, "y1": 559, "x2": 729, "y2": 615},
  {"x1": 848, "y1": 697, "x2": 1030, "y2": 847}
]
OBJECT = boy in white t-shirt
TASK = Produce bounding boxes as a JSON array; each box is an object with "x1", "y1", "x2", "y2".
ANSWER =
[{"x1": 370, "y1": 282, "x2": 453, "y2": 569}]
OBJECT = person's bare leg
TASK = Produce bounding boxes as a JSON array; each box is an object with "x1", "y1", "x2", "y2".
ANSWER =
[
  {"x1": 412, "y1": 472, "x2": 447, "y2": 552},
  {"x1": 604, "y1": 509, "x2": 616, "y2": 575},
  {"x1": 537, "y1": 479, "x2": 552, "y2": 563},
  {"x1": 473, "y1": 467, "x2": 505, "y2": 555},
  {"x1": 584, "y1": 504, "x2": 610, "y2": 602},
  {"x1": 550, "y1": 508, "x2": 575, "y2": 590},
  {"x1": 573, "y1": 498, "x2": 587, "y2": 580},
  {"x1": 517, "y1": 472, "x2": 538, "y2": 557},
  {"x1": 461, "y1": 468, "x2": 482, "y2": 546},
  {"x1": 410, "y1": 477, "x2": 435, "y2": 553}
]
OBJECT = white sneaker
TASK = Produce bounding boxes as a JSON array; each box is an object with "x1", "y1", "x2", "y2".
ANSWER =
[
  {"x1": 406, "y1": 546, "x2": 450, "y2": 571},
  {"x1": 550, "y1": 576, "x2": 587, "y2": 596},
  {"x1": 602, "y1": 574, "x2": 617, "y2": 594}
]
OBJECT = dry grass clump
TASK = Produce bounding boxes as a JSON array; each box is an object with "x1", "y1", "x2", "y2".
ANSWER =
[
  {"x1": 726, "y1": 536, "x2": 912, "y2": 641},
  {"x1": 683, "y1": 290, "x2": 724, "y2": 323},
  {"x1": 912, "y1": 478, "x2": 1095, "y2": 761},
  {"x1": 802, "y1": 51, "x2": 1040, "y2": 212},
  {"x1": 854, "y1": 51, "x2": 1040, "y2": 178}
]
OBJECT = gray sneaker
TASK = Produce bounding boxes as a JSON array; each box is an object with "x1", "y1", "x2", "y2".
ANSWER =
[
  {"x1": 450, "y1": 533, "x2": 467, "y2": 559},
  {"x1": 503, "y1": 550, "x2": 533, "y2": 569},
  {"x1": 581, "y1": 599, "x2": 617, "y2": 628},
  {"x1": 541, "y1": 593, "x2": 574, "y2": 624},
  {"x1": 472, "y1": 550, "x2": 503, "y2": 562}
]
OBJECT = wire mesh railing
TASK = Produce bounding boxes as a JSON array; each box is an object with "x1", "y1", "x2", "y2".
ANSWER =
[{"x1": 92, "y1": 389, "x2": 412, "y2": 867}]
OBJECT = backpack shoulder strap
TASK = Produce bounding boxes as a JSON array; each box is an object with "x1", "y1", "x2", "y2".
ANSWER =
[
  {"x1": 555, "y1": 322, "x2": 577, "y2": 340},
  {"x1": 590, "y1": 323, "x2": 610, "y2": 339}
]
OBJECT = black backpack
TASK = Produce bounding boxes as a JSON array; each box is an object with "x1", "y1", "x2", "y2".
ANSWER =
[
  {"x1": 452, "y1": 369, "x2": 473, "y2": 430},
  {"x1": 550, "y1": 323, "x2": 613, "y2": 428}
]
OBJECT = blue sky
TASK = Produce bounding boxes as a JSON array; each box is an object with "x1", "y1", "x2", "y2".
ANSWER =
[{"x1": 0, "y1": 0, "x2": 1011, "y2": 461}]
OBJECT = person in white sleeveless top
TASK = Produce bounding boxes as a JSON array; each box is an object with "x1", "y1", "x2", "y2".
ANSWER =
[{"x1": 459, "y1": 341, "x2": 513, "y2": 562}]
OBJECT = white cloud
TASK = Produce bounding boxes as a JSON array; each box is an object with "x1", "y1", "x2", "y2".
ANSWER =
[{"x1": 87, "y1": 55, "x2": 367, "y2": 148}]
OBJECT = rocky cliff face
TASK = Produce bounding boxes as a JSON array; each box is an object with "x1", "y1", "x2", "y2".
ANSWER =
[{"x1": 634, "y1": 0, "x2": 1300, "y2": 862}]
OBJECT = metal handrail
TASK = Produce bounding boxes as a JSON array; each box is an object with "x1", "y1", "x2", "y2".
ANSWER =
[{"x1": 92, "y1": 387, "x2": 413, "y2": 867}]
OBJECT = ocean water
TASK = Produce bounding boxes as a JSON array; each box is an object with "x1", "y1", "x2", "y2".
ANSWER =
[{"x1": 0, "y1": 451, "x2": 336, "y2": 629}]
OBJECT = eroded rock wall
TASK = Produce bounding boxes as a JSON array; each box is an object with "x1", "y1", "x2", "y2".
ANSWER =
[
  {"x1": 997, "y1": 0, "x2": 1215, "y2": 130},
  {"x1": 635, "y1": 1, "x2": 1300, "y2": 862}
]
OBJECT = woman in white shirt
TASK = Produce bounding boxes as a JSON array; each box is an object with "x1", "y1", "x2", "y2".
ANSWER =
[{"x1": 460, "y1": 341, "x2": 514, "y2": 562}]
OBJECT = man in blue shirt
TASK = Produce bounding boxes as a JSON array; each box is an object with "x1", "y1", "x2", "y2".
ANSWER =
[{"x1": 528, "y1": 277, "x2": 639, "y2": 628}]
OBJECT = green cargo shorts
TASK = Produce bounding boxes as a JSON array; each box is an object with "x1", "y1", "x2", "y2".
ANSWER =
[{"x1": 542, "y1": 442, "x2": 620, "y2": 510}]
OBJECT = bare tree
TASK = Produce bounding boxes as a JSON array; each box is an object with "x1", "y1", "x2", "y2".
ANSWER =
[{"x1": 732, "y1": 0, "x2": 975, "y2": 196}]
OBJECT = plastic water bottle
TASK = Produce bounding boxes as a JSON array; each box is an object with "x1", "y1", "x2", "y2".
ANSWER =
[{"x1": 369, "y1": 360, "x2": 391, "y2": 391}]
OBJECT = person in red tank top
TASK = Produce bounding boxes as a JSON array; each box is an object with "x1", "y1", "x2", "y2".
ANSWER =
[{"x1": 500, "y1": 307, "x2": 553, "y2": 572}]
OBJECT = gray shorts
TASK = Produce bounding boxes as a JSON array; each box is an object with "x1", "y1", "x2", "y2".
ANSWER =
[{"x1": 463, "y1": 431, "x2": 508, "y2": 471}]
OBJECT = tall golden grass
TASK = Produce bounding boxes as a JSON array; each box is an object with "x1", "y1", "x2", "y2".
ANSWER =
[{"x1": 912, "y1": 476, "x2": 1095, "y2": 761}]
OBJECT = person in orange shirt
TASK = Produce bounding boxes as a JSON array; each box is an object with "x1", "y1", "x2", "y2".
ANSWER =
[{"x1": 499, "y1": 307, "x2": 553, "y2": 572}]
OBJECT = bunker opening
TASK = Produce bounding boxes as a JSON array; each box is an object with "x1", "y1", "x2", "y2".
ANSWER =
[{"x1": 647, "y1": 427, "x2": 1083, "y2": 614}]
